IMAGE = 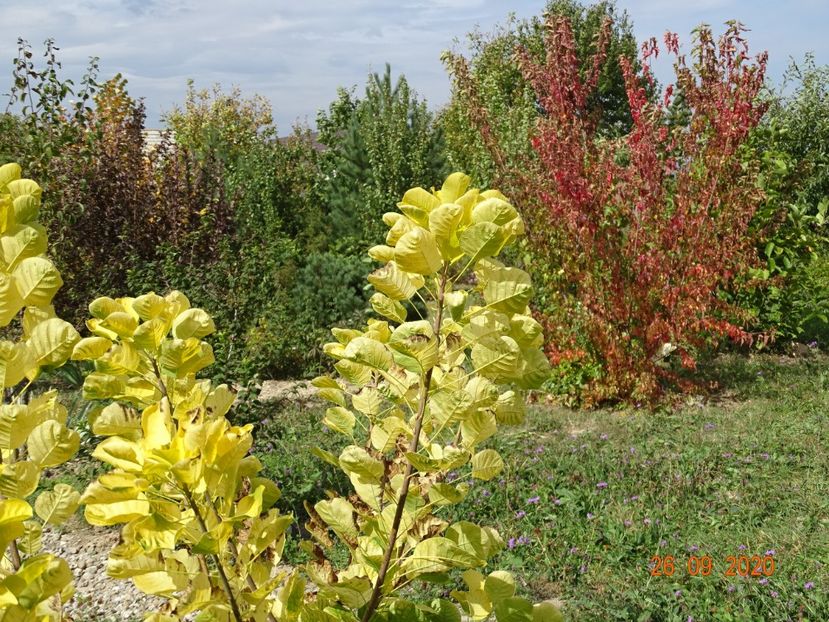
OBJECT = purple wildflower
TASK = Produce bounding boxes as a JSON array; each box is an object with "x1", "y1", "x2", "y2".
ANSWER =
[
  {"x1": 765, "y1": 549, "x2": 776, "y2": 556},
  {"x1": 624, "y1": 520, "x2": 632, "y2": 527},
  {"x1": 643, "y1": 518, "x2": 652, "y2": 526},
  {"x1": 688, "y1": 545, "x2": 699, "y2": 552},
  {"x1": 631, "y1": 495, "x2": 640, "y2": 501},
  {"x1": 517, "y1": 536, "x2": 530, "y2": 545},
  {"x1": 738, "y1": 544, "x2": 747, "y2": 551},
  {"x1": 727, "y1": 584, "x2": 736, "y2": 593},
  {"x1": 770, "y1": 591, "x2": 779, "y2": 598},
  {"x1": 569, "y1": 546, "x2": 579, "y2": 554},
  {"x1": 527, "y1": 495, "x2": 541, "y2": 504},
  {"x1": 597, "y1": 481, "x2": 608, "y2": 489},
  {"x1": 759, "y1": 578, "x2": 769, "y2": 586},
  {"x1": 515, "y1": 510, "x2": 526, "y2": 519},
  {"x1": 674, "y1": 590, "x2": 682, "y2": 598},
  {"x1": 554, "y1": 498, "x2": 563, "y2": 506},
  {"x1": 481, "y1": 489, "x2": 491, "y2": 497},
  {"x1": 508, "y1": 538, "x2": 516, "y2": 550},
  {"x1": 579, "y1": 564, "x2": 587, "y2": 574},
  {"x1": 805, "y1": 582, "x2": 815, "y2": 590},
  {"x1": 587, "y1": 512, "x2": 594, "y2": 520},
  {"x1": 704, "y1": 422, "x2": 715, "y2": 431},
  {"x1": 600, "y1": 433, "x2": 609, "y2": 440},
  {"x1": 659, "y1": 539, "x2": 667, "y2": 547}
]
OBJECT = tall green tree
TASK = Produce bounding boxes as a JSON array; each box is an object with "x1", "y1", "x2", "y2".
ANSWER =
[
  {"x1": 441, "y1": 0, "x2": 639, "y2": 187},
  {"x1": 742, "y1": 56, "x2": 829, "y2": 342},
  {"x1": 318, "y1": 64, "x2": 448, "y2": 252}
]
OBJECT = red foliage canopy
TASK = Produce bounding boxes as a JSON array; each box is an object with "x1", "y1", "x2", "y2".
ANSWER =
[{"x1": 516, "y1": 18, "x2": 768, "y2": 401}]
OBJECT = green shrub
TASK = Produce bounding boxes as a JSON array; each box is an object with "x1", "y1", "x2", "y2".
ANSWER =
[
  {"x1": 761, "y1": 251, "x2": 829, "y2": 345},
  {"x1": 744, "y1": 56, "x2": 829, "y2": 341}
]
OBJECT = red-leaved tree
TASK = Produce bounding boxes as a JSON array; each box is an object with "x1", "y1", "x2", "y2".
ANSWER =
[{"x1": 453, "y1": 18, "x2": 769, "y2": 402}]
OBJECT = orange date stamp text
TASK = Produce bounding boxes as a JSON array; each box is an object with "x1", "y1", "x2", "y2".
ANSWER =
[{"x1": 649, "y1": 554, "x2": 776, "y2": 577}]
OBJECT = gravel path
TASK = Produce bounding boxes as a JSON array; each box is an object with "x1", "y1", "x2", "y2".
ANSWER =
[
  {"x1": 42, "y1": 517, "x2": 163, "y2": 621},
  {"x1": 258, "y1": 379, "x2": 318, "y2": 402}
]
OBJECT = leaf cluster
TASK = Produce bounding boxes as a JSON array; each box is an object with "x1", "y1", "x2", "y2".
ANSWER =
[
  {"x1": 77, "y1": 291, "x2": 295, "y2": 621},
  {"x1": 0, "y1": 163, "x2": 83, "y2": 619}
]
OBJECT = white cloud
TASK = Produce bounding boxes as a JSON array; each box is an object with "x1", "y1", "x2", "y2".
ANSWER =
[{"x1": 0, "y1": 0, "x2": 824, "y2": 130}]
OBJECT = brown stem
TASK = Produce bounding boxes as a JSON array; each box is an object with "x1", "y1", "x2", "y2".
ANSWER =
[
  {"x1": 0, "y1": 427, "x2": 22, "y2": 571},
  {"x1": 183, "y1": 486, "x2": 244, "y2": 622},
  {"x1": 360, "y1": 267, "x2": 449, "y2": 622},
  {"x1": 7, "y1": 539, "x2": 21, "y2": 570},
  {"x1": 205, "y1": 493, "x2": 277, "y2": 622},
  {"x1": 151, "y1": 358, "x2": 170, "y2": 402}
]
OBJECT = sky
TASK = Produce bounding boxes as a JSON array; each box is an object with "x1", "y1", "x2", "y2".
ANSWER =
[{"x1": 0, "y1": 1, "x2": 826, "y2": 131}]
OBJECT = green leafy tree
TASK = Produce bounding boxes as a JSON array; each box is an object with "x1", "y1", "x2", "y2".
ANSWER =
[
  {"x1": 318, "y1": 64, "x2": 449, "y2": 252},
  {"x1": 441, "y1": 0, "x2": 639, "y2": 188},
  {"x1": 3, "y1": 38, "x2": 99, "y2": 183},
  {"x1": 129, "y1": 85, "x2": 332, "y2": 381},
  {"x1": 744, "y1": 56, "x2": 829, "y2": 341}
]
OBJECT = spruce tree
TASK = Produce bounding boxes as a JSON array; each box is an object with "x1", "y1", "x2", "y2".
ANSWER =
[{"x1": 318, "y1": 64, "x2": 448, "y2": 252}]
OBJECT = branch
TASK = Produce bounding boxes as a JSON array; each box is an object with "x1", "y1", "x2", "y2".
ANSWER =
[
  {"x1": 205, "y1": 492, "x2": 278, "y2": 622},
  {"x1": 360, "y1": 265, "x2": 449, "y2": 622},
  {"x1": 183, "y1": 485, "x2": 244, "y2": 622}
]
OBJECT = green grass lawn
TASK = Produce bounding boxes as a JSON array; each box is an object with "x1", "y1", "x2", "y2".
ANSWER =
[{"x1": 252, "y1": 353, "x2": 829, "y2": 621}]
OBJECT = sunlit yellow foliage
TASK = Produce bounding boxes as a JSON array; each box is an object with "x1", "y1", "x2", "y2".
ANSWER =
[
  {"x1": 306, "y1": 172, "x2": 560, "y2": 621},
  {"x1": 0, "y1": 163, "x2": 81, "y2": 621},
  {"x1": 79, "y1": 291, "x2": 294, "y2": 621}
]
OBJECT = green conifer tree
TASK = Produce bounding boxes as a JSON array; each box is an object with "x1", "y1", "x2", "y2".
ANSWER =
[{"x1": 318, "y1": 64, "x2": 448, "y2": 252}]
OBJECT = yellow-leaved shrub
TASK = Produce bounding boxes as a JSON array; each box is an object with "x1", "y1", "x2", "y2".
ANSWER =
[
  {"x1": 0, "y1": 163, "x2": 82, "y2": 620},
  {"x1": 77, "y1": 291, "x2": 294, "y2": 621},
  {"x1": 303, "y1": 172, "x2": 561, "y2": 622},
  {"x1": 3, "y1": 165, "x2": 563, "y2": 622}
]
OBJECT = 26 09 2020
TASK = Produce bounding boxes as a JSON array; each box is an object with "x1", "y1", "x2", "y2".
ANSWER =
[{"x1": 649, "y1": 555, "x2": 776, "y2": 577}]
